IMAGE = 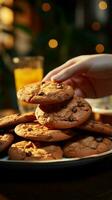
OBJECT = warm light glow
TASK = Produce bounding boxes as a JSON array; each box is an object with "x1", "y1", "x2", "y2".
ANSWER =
[
  {"x1": 98, "y1": 1, "x2": 108, "y2": 10},
  {"x1": 4, "y1": 0, "x2": 13, "y2": 6},
  {"x1": 4, "y1": 34, "x2": 14, "y2": 49},
  {"x1": 91, "y1": 22, "x2": 101, "y2": 31},
  {"x1": 48, "y1": 39, "x2": 58, "y2": 48},
  {"x1": 0, "y1": 7, "x2": 14, "y2": 25},
  {"x1": 0, "y1": 0, "x2": 5, "y2": 4},
  {"x1": 95, "y1": 43, "x2": 105, "y2": 53},
  {"x1": 13, "y1": 57, "x2": 20, "y2": 64},
  {"x1": 41, "y1": 3, "x2": 51, "y2": 12}
]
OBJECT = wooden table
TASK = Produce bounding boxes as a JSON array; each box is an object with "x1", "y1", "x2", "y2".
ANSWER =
[{"x1": 0, "y1": 156, "x2": 112, "y2": 200}]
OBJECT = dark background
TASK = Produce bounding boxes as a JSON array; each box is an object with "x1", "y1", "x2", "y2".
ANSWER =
[{"x1": 0, "y1": 0, "x2": 112, "y2": 109}]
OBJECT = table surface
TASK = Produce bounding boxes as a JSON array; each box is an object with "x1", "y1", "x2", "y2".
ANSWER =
[{"x1": 1, "y1": 156, "x2": 112, "y2": 200}]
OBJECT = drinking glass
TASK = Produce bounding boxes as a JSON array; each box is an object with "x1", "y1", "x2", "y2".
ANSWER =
[{"x1": 13, "y1": 56, "x2": 44, "y2": 113}]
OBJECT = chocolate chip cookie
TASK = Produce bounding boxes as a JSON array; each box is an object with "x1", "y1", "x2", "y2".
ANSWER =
[
  {"x1": 0, "y1": 133, "x2": 14, "y2": 152},
  {"x1": 14, "y1": 122, "x2": 74, "y2": 142},
  {"x1": 35, "y1": 96, "x2": 92, "y2": 129},
  {"x1": 17, "y1": 81, "x2": 74, "y2": 104},
  {"x1": 0, "y1": 112, "x2": 36, "y2": 129},
  {"x1": 63, "y1": 135, "x2": 112, "y2": 158},
  {"x1": 79, "y1": 119, "x2": 112, "y2": 136},
  {"x1": 8, "y1": 141, "x2": 63, "y2": 160}
]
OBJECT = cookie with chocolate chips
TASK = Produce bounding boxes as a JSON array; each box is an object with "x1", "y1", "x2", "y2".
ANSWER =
[
  {"x1": 0, "y1": 112, "x2": 36, "y2": 129},
  {"x1": 14, "y1": 122, "x2": 74, "y2": 142},
  {"x1": 17, "y1": 82, "x2": 40, "y2": 103},
  {"x1": 8, "y1": 141, "x2": 63, "y2": 160},
  {"x1": 0, "y1": 133, "x2": 14, "y2": 152},
  {"x1": 17, "y1": 81, "x2": 74, "y2": 105},
  {"x1": 63, "y1": 135, "x2": 112, "y2": 158},
  {"x1": 79, "y1": 119, "x2": 112, "y2": 136},
  {"x1": 35, "y1": 96, "x2": 92, "y2": 129}
]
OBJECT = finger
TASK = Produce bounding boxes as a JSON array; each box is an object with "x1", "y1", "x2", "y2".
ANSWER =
[
  {"x1": 64, "y1": 76, "x2": 96, "y2": 98},
  {"x1": 43, "y1": 58, "x2": 76, "y2": 81},
  {"x1": 51, "y1": 61, "x2": 89, "y2": 82},
  {"x1": 72, "y1": 76, "x2": 96, "y2": 98},
  {"x1": 63, "y1": 79, "x2": 86, "y2": 98}
]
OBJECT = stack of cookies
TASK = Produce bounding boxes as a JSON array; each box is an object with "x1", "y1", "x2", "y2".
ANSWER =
[{"x1": 0, "y1": 81, "x2": 112, "y2": 161}]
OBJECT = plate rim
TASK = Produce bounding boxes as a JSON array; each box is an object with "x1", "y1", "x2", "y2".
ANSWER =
[
  {"x1": 92, "y1": 107, "x2": 112, "y2": 115},
  {"x1": 0, "y1": 149, "x2": 112, "y2": 169}
]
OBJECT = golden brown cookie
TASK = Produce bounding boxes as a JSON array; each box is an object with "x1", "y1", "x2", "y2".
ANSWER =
[
  {"x1": 0, "y1": 112, "x2": 36, "y2": 129},
  {"x1": 35, "y1": 96, "x2": 92, "y2": 129},
  {"x1": 79, "y1": 119, "x2": 112, "y2": 136},
  {"x1": 17, "y1": 81, "x2": 74, "y2": 104},
  {"x1": 14, "y1": 122, "x2": 74, "y2": 142},
  {"x1": 0, "y1": 133, "x2": 14, "y2": 152},
  {"x1": 63, "y1": 135, "x2": 112, "y2": 158},
  {"x1": 17, "y1": 82, "x2": 40, "y2": 103},
  {"x1": 8, "y1": 141, "x2": 63, "y2": 160}
]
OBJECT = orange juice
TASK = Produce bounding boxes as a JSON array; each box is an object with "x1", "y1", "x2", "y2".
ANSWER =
[
  {"x1": 14, "y1": 66, "x2": 43, "y2": 113},
  {"x1": 14, "y1": 67, "x2": 43, "y2": 90},
  {"x1": 13, "y1": 56, "x2": 44, "y2": 113}
]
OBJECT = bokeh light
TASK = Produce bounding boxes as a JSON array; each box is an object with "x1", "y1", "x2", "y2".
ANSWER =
[
  {"x1": 0, "y1": 0, "x2": 5, "y2": 4},
  {"x1": 95, "y1": 43, "x2": 105, "y2": 53},
  {"x1": 48, "y1": 39, "x2": 58, "y2": 48},
  {"x1": 41, "y1": 3, "x2": 51, "y2": 12},
  {"x1": 0, "y1": 7, "x2": 14, "y2": 25},
  {"x1": 4, "y1": 34, "x2": 14, "y2": 49},
  {"x1": 91, "y1": 22, "x2": 101, "y2": 31},
  {"x1": 98, "y1": 1, "x2": 108, "y2": 10},
  {"x1": 13, "y1": 57, "x2": 20, "y2": 64},
  {"x1": 4, "y1": 0, "x2": 13, "y2": 6}
]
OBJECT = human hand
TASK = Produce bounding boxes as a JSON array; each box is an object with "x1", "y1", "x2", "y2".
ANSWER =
[{"x1": 43, "y1": 54, "x2": 112, "y2": 98}]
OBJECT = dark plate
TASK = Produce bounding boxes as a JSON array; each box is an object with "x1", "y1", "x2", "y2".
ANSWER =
[{"x1": 0, "y1": 149, "x2": 112, "y2": 170}]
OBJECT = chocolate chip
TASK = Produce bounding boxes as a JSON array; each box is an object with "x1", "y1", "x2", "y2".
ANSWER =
[
  {"x1": 38, "y1": 92, "x2": 45, "y2": 96},
  {"x1": 96, "y1": 137, "x2": 103, "y2": 142},
  {"x1": 28, "y1": 128, "x2": 33, "y2": 131},
  {"x1": 68, "y1": 116, "x2": 74, "y2": 121},
  {"x1": 62, "y1": 105, "x2": 67, "y2": 109},
  {"x1": 72, "y1": 106, "x2": 77, "y2": 113},
  {"x1": 77, "y1": 101, "x2": 84, "y2": 107},
  {"x1": 41, "y1": 81, "x2": 45, "y2": 84},
  {"x1": 56, "y1": 83, "x2": 63, "y2": 89},
  {"x1": 26, "y1": 151, "x2": 32, "y2": 157}
]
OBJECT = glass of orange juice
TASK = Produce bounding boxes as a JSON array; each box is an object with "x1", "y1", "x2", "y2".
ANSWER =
[{"x1": 13, "y1": 56, "x2": 44, "y2": 113}]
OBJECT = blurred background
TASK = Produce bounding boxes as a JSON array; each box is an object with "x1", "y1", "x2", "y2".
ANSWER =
[{"x1": 0, "y1": 0, "x2": 112, "y2": 110}]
